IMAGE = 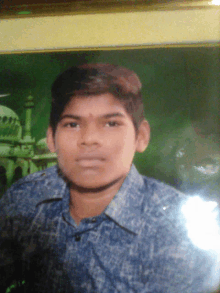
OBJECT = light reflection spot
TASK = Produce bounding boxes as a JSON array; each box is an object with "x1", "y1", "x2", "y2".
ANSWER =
[{"x1": 181, "y1": 196, "x2": 220, "y2": 251}]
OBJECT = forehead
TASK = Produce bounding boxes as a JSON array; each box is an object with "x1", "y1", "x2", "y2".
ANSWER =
[{"x1": 62, "y1": 93, "x2": 129, "y2": 117}]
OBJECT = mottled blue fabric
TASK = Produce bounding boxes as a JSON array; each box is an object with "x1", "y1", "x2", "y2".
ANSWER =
[{"x1": 0, "y1": 165, "x2": 216, "y2": 292}]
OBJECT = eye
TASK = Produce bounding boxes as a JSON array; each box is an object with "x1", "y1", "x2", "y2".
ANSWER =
[
  {"x1": 64, "y1": 122, "x2": 79, "y2": 128},
  {"x1": 106, "y1": 121, "x2": 119, "y2": 127}
]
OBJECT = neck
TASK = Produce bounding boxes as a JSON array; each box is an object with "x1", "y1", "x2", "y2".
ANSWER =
[{"x1": 69, "y1": 176, "x2": 125, "y2": 225}]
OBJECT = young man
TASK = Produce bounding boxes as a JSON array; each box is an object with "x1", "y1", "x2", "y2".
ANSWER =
[{"x1": 0, "y1": 64, "x2": 219, "y2": 293}]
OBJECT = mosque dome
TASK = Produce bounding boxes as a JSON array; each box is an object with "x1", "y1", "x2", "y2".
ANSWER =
[{"x1": 0, "y1": 105, "x2": 22, "y2": 142}]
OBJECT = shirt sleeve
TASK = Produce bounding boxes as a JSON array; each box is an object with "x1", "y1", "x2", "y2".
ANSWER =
[{"x1": 0, "y1": 187, "x2": 24, "y2": 292}]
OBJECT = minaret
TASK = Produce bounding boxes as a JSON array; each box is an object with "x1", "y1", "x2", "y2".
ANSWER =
[{"x1": 23, "y1": 94, "x2": 35, "y2": 143}]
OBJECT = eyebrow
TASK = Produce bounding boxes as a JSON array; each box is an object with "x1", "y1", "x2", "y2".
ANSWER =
[
  {"x1": 59, "y1": 112, "x2": 126, "y2": 121},
  {"x1": 102, "y1": 112, "x2": 125, "y2": 119}
]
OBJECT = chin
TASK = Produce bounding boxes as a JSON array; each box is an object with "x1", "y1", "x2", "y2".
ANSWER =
[
  {"x1": 70, "y1": 175, "x2": 125, "y2": 193},
  {"x1": 58, "y1": 165, "x2": 127, "y2": 192},
  {"x1": 69, "y1": 181, "x2": 114, "y2": 193}
]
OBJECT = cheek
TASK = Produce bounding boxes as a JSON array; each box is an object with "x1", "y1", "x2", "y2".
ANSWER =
[
  {"x1": 105, "y1": 135, "x2": 125, "y2": 151},
  {"x1": 55, "y1": 143, "x2": 74, "y2": 164},
  {"x1": 108, "y1": 135, "x2": 136, "y2": 160},
  {"x1": 55, "y1": 132, "x2": 75, "y2": 150}
]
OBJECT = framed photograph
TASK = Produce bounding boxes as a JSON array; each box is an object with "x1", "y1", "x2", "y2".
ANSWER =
[
  {"x1": 1, "y1": 3, "x2": 220, "y2": 293},
  {"x1": 0, "y1": 0, "x2": 220, "y2": 200}
]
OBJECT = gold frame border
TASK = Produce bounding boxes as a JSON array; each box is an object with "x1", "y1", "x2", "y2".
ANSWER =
[
  {"x1": 0, "y1": 0, "x2": 219, "y2": 19},
  {"x1": 0, "y1": 42, "x2": 219, "y2": 55},
  {"x1": 0, "y1": 1, "x2": 219, "y2": 54}
]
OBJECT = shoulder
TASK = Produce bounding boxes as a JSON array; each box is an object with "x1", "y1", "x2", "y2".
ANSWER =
[
  {"x1": 138, "y1": 175, "x2": 219, "y2": 292},
  {"x1": 13, "y1": 165, "x2": 60, "y2": 185},
  {"x1": 7, "y1": 165, "x2": 61, "y2": 193},
  {"x1": 137, "y1": 174, "x2": 189, "y2": 241},
  {"x1": 141, "y1": 174, "x2": 186, "y2": 215},
  {"x1": 142, "y1": 175, "x2": 182, "y2": 198},
  {"x1": 0, "y1": 166, "x2": 66, "y2": 209}
]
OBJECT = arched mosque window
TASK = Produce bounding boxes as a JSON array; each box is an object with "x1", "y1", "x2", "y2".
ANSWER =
[
  {"x1": 12, "y1": 167, "x2": 23, "y2": 183},
  {"x1": 0, "y1": 166, "x2": 7, "y2": 198}
]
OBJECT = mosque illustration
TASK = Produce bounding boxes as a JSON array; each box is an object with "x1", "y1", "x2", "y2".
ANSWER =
[{"x1": 0, "y1": 95, "x2": 57, "y2": 196}]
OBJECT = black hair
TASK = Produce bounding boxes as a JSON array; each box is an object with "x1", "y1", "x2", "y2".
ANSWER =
[{"x1": 50, "y1": 63, "x2": 145, "y2": 135}]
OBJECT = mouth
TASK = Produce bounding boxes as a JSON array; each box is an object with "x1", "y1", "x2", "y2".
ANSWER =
[{"x1": 76, "y1": 155, "x2": 105, "y2": 167}]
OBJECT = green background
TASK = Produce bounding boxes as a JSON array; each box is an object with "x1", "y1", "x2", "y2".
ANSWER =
[{"x1": 0, "y1": 46, "x2": 219, "y2": 191}]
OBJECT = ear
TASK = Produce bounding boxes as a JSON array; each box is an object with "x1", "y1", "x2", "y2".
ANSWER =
[
  {"x1": 46, "y1": 126, "x2": 56, "y2": 153},
  {"x1": 135, "y1": 120, "x2": 150, "y2": 153}
]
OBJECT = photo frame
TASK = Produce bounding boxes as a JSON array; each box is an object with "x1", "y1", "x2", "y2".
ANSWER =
[
  {"x1": 0, "y1": 1, "x2": 220, "y2": 200},
  {"x1": 0, "y1": 2, "x2": 220, "y2": 292}
]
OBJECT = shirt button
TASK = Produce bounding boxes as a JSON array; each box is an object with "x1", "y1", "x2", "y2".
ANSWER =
[
  {"x1": 91, "y1": 218, "x2": 96, "y2": 223},
  {"x1": 75, "y1": 235, "x2": 81, "y2": 241}
]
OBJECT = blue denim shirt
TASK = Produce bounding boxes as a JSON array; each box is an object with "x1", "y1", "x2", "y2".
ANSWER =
[{"x1": 0, "y1": 164, "x2": 218, "y2": 292}]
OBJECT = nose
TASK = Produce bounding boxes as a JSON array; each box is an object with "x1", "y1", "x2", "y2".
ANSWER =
[{"x1": 78, "y1": 124, "x2": 102, "y2": 148}]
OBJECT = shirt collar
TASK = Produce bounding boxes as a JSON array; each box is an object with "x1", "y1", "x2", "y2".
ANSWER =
[
  {"x1": 105, "y1": 164, "x2": 145, "y2": 235},
  {"x1": 36, "y1": 165, "x2": 146, "y2": 234}
]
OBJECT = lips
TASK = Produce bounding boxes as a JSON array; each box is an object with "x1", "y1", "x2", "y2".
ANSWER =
[
  {"x1": 76, "y1": 154, "x2": 105, "y2": 161},
  {"x1": 76, "y1": 154, "x2": 105, "y2": 167}
]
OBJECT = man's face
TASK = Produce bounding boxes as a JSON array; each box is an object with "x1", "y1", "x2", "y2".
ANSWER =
[{"x1": 47, "y1": 93, "x2": 149, "y2": 190}]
